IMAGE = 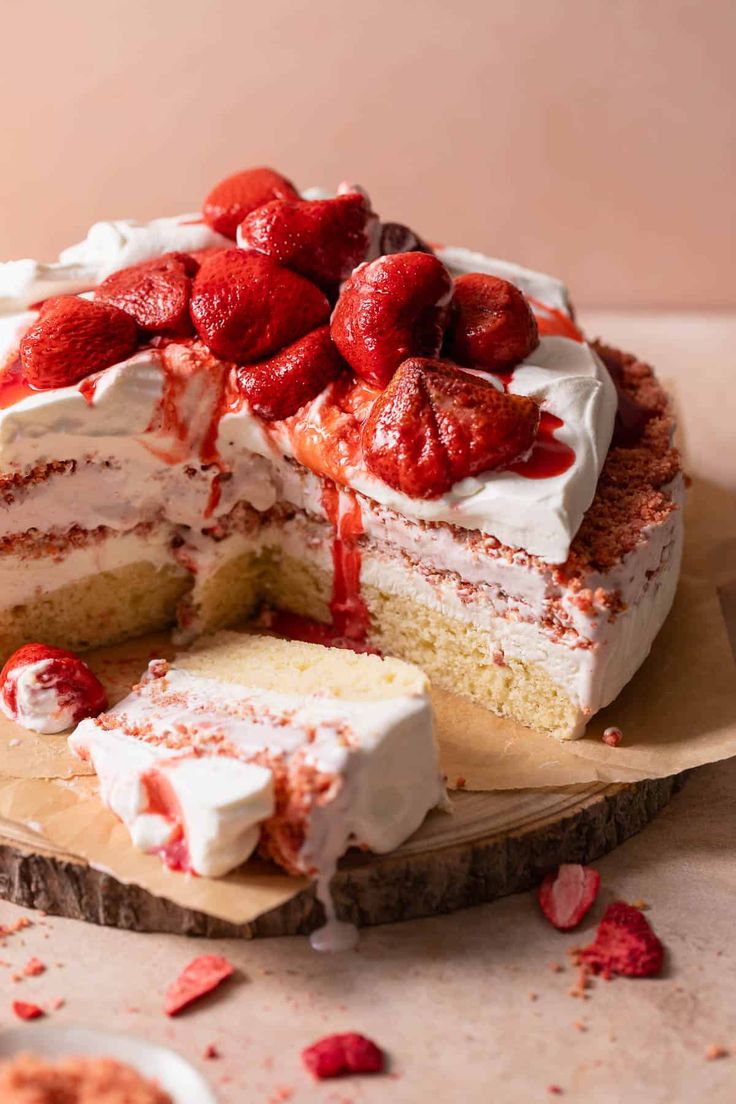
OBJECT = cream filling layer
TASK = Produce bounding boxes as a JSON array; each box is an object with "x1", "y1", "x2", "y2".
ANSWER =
[{"x1": 0, "y1": 525, "x2": 179, "y2": 608}]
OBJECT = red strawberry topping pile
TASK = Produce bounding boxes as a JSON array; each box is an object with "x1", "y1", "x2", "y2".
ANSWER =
[
  {"x1": 302, "y1": 1032, "x2": 385, "y2": 1080},
  {"x1": 238, "y1": 191, "x2": 376, "y2": 288},
  {"x1": 574, "y1": 902, "x2": 664, "y2": 978},
  {"x1": 203, "y1": 166, "x2": 299, "y2": 239},
  {"x1": 95, "y1": 251, "x2": 197, "y2": 336},
  {"x1": 447, "y1": 272, "x2": 539, "y2": 371},
  {"x1": 164, "y1": 955, "x2": 234, "y2": 1016},
  {"x1": 234, "y1": 325, "x2": 346, "y2": 421},
  {"x1": 362, "y1": 357, "x2": 540, "y2": 498},
  {"x1": 538, "y1": 864, "x2": 601, "y2": 931},
  {"x1": 13, "y1": 166, "x2": 554, "y2": 498},
  {"x1": 19, "y1": 296, "x2": 138, "y2": 389},
  {"x1": 0, "y1": 643, "x2": 108, "y2": 734},
  {"x1": 190, "y1": 249, "x2": 331, "y2": 364},
  {"x1": 331, "y1": 252, "x2": 453, "y2": 388}
]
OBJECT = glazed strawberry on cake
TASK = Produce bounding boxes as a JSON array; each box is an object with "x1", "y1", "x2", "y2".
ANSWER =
[{"x1": 0, "y1": 166, "x2": 683, "y2": 740}]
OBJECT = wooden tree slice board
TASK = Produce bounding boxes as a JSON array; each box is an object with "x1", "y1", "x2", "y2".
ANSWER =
[{"x1": 0, "y1": 774, "x2": 685, "y2": 939}]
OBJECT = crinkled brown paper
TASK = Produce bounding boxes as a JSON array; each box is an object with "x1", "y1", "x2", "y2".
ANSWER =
[{"x1": 0, "y1": 480, "x2": 733, "y2": 926}]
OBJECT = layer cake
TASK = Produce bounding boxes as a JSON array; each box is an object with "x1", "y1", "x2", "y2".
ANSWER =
[{"x1": 0, "y1": 167, "x2": 683, "y2": 740}]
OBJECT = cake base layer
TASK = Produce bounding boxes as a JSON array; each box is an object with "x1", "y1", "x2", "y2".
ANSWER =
[
  {"x1": 0, "y1": 560, "x2": 188, "y2": 660},
  {"x1": 263, "y1": 552, "x2": 584, "y2": 739}
]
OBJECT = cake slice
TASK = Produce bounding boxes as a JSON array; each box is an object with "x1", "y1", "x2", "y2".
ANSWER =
[{"x1": 68, "y1": 632, "x2": 444, "y2": 884}]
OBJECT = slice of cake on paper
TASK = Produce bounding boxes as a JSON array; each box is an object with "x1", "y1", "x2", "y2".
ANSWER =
[{"x1": 68, "y1": 632, "x2": 444, "y2": 892}]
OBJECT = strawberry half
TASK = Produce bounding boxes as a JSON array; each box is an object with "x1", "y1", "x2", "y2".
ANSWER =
[
  {"x1": 362, "y1": 357, "x2": 539, "y2": 498},
  {"x1": 234, "y1": 325, "x2": 345, "y2": 421},
  {"x1": 96, "y1": 252, "x2": 196, "y2": 336},
  {"x1": 537, "y1": 863, "x2": 601, "y2": 931},
  {"x1": 19, "y1": 296, "x2": 139, "y2": 389},
  {"x1": 203, "y1": 166, "x2": 300, "y2": 239},
  {"x1": 0, "y1": 642, "x2": 108, "y2": 733},
  {"x1": 447, "y1": 273, "x2": 539, "y2": 371},
  {"x1": 189, "y1": 249, "x2": 331, "y2": 364},
  {"x1": 331, "y1": 252, "x2": 453, "y2": 389},
  {"x1": 237, "y1": 192, "x2": 375, "y2": 288}
]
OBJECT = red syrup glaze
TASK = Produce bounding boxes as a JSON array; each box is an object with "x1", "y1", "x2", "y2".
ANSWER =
[
  {"x1": 508, "y1": 411, "x2": 575, "y2": 479},
  {"x1": 201, "y1": 369, "x2": 231, "y2": 519},
  {"x1": 321, "y1": 482, "x2": 370, "y2": 644},
  {"x1": 157, "y1": 833, "x2": 193, "y2": 874},
  {"x1": 141, "y1": 766, "x2": 195, "y2": 875},
  {"x1": 142, "y1": 342, "x2": 231, "y2": 516},
  {"x1": 267, "y1": 610, "x2": 379, "y2": 654},
  {"x1": 0, "y1": 357, "x2": 37, "y2": 409},
  {"x1": 488, "y1": 356, "x2": 576, "y2": 480},
  {"x1": 78, "y1": 373, "x2": 103, "y2": 404},
  {"x1": 527, "y1": 297, "x2": 584, "y2": 343},
  {"x1": 268, "y1": 480, "x2": 374, "y2": 654}
]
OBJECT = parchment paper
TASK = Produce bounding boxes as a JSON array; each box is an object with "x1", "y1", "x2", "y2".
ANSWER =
[{"x1": 0, "y1": 479, "x2": 732, "y2": 925}]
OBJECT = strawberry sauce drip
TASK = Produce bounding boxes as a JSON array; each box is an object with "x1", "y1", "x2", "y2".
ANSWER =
[
  {"x1": 201, "y1": 370, "x2": 231, "y2": 519},
  {"x1": 488, "y1": 360, "x2": 576, "y2": 480},
  {"x1": 141, "y1": 767, "x2": 195, "y2": 874},
  {"x1": 321, "y1": 482, "x2": 370, "y2": 643},
  {"x1": 509, "y1": 411, "x2": 575, "y2": 478},
  {"x1": 0, "y1": 357, "x2": 36, "y2": 409},
  {"x1": 78, "y1": 374, "x2": 102, "y2": 405},
  {"x1": 269, "y1": 480, "x2": 373, "y2": 653},
  {"x1": 528, "y1": 297, "x2": 584, "y2": 342},
  {"x1": 143, "y1": 343, "x2": 230, "y2": 517}
]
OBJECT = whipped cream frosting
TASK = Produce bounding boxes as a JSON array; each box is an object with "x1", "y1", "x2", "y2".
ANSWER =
[
  {"x1": 0, "y1": 215, "x2": 229, "y2": 314},
  {"x1": 0, "y1": 213, "x2": 617, "y2": 563},
  {"x1": 70, "y1": 656, "x2": 441, "y2": 878}
]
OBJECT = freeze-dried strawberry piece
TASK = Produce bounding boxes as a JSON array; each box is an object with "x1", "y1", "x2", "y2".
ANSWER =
[
  {"x1": 377, "y1": 222, "x2": 434, "y2": 257},
  {"x1": 234, "y1": 325, "x2": 346, "y2": 421},
  {"x1": 238, "y1": 192, "x2": 375, "y2": 287},
  {"x1": 537, "y1": 864, "x2": 601, "y2": 931},
  {"x1": 22, "y1": 957, "x2": 46, "y2": 977},
  {"x1": 96, "y1": 252, "x2": 195, "y2": 336},
  {"x1": 447, "y1": 273, "x2": 539, "y2": 372},
  {"x1": 0, "y1": 642, "x2": 108, "y2": 734},
  {"x1": 19, "y1": 296, "x2": 139, "y2": 389},
  {"x1": 331, "y1": 253, "x2": 453, "y2": 388},
  {"x1": 203, "y1": 167, "x2": 300, "y2": 239},
  {"x1": 164, "y1": 955, "x2": 234, "y2": 1016},
  {"x1": 576, "y1": 902, "x2": 664, "y2": 978},
  {"x1": 12, "y1": 1000, "x2": 45, "y2": 1020},
  {"x1": 362, "y1": 357, "x2": 539, "y2": 498},
  {"x1": 302, "y1": 1032, "x2": 384, "y2": 1080},
  {"x1": 190, "y1": 249, "x2": 330, "y2": 364}
]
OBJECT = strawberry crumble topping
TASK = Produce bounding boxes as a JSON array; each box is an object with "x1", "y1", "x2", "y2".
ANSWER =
[{"x1": 0, "y1": 1053, "x2": 173, "y2": 1103}]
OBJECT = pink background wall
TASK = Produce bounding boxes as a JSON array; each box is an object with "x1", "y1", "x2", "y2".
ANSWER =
[{"x1": 1, "y1": 0, "x2": 733, "y2": 308}]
